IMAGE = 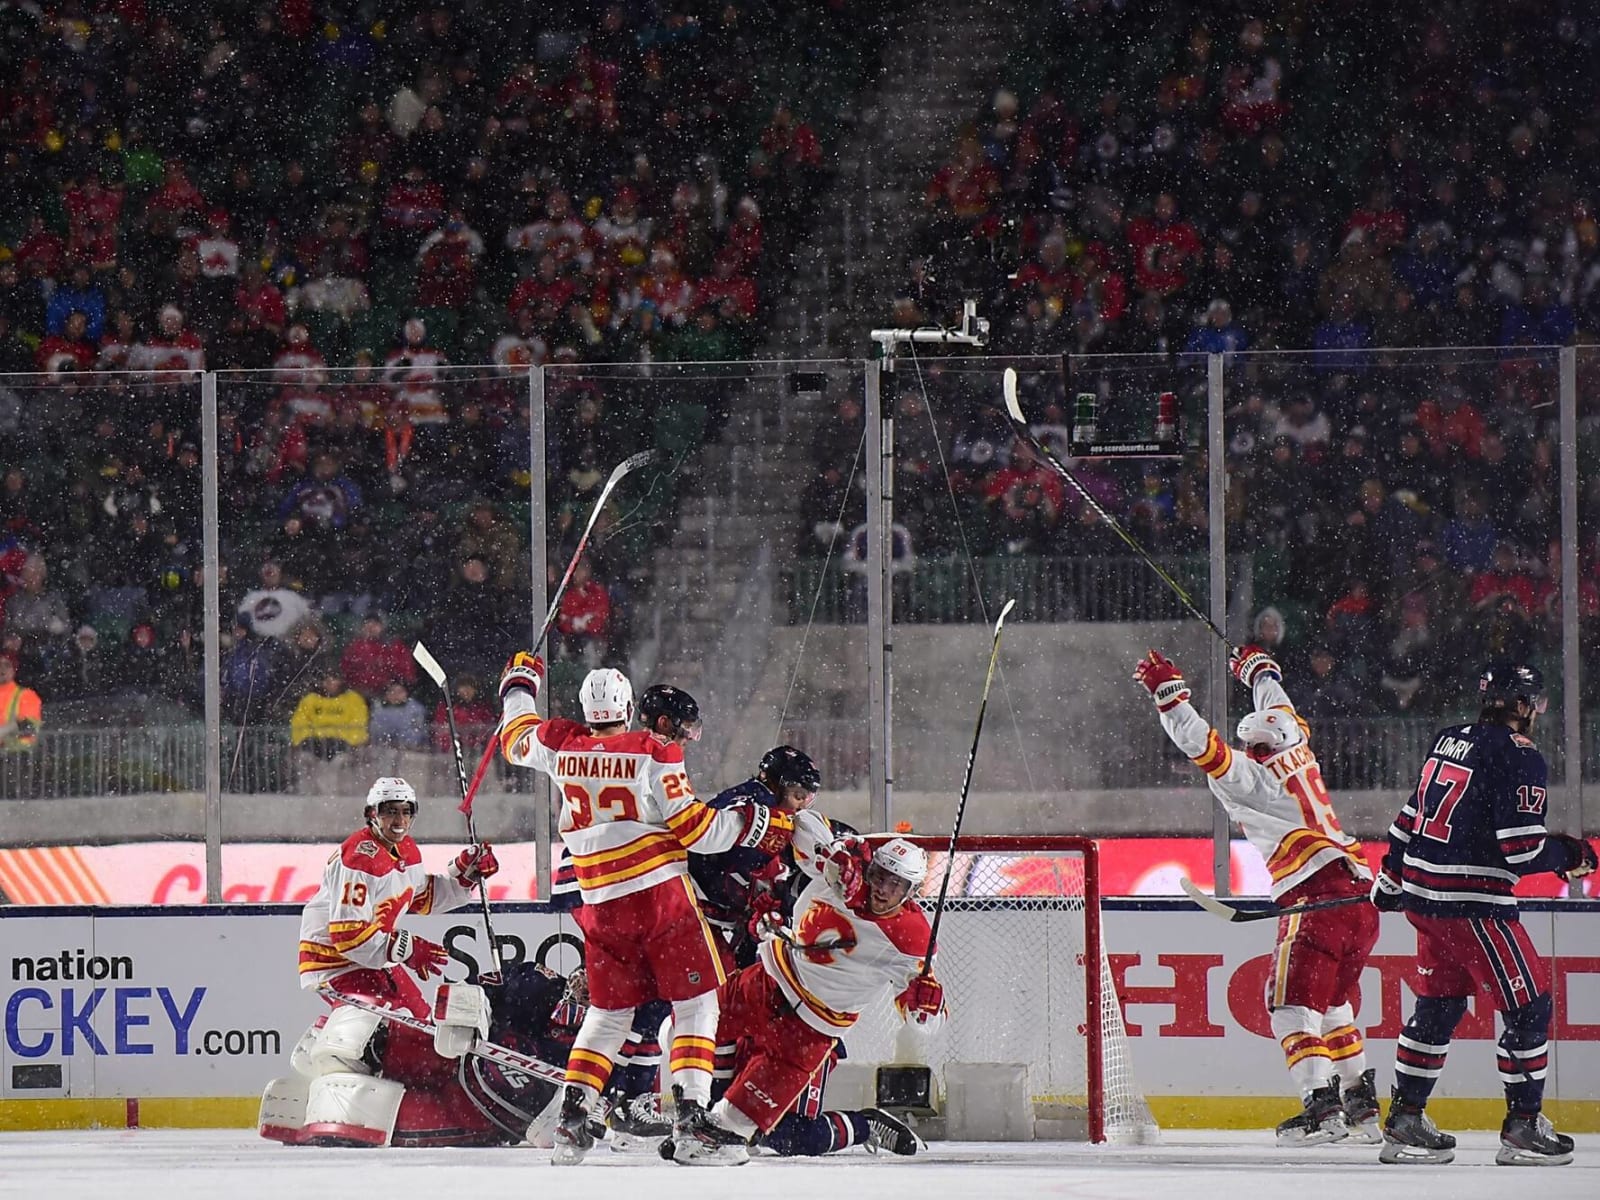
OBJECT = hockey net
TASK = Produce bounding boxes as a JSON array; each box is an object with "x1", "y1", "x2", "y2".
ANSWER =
[{"x1": 838, "y1": 836, "x2": 1158, "y2": 1144}]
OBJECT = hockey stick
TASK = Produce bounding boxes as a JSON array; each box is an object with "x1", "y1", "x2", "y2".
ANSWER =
[
  {"x1": 1001, "y1": 367, "x2": 1233, "y2": 653},
  {"x1": 1179, "y1": 876, "x2": 1371, "y2": 923},
  {"x1": 413, "y1": 639, "x2": 503, "y2": 983},
  {"x1": 317, "y1": 984, "x2": 568, "y2": 1087},
  {"x1": 925, "y1": 598, "x2": 1017, "y2": 964}
]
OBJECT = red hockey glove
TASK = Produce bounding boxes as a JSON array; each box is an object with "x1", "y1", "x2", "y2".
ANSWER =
[
  {"x1": 899, "y1": 974, "x2": 945, "y2": 1024},
  {"x1": 821, "y1": 836, "x2": 875, "y2": 909},
  {"x1": 1229, "y1": 644, "x2": 1282, "y2": 688},
  {"x1": 734, "y1": 800, "x2": 796, "y2": 855},
  {"x1": 1553, "y1": 834, "x2": 1598, "y2": 881},
  {"x1": 1134, "y1": 651, "x2": 1191, "y2": 712},
  {"x1": 1370, "y1": 869, "x2": 1404, "y2": 913},
  {"x1": 389, "y1": 929, "x2": 449, "y2": 981},
  {"x1": 498, "y1": 652, "x2": 545, "y2": 702},
  {"x1": 745, "y1": 889, "x2": 786, "y2": 941},
  {"x1": 454, "y1": 843, "x2": 499, "y2": 885}
]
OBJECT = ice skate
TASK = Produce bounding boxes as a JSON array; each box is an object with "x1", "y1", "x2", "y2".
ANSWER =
[
  {"x1": 671, "y1": 1096, "x2": 750, "y2": 1166},
  {"x1": 1496, "y1": 1111, "x2": 1574, "y2": 1166},
  {"x1": 1275, "y1": 1079, "x2": 1347, "y2": 1147},
  {"x1": 550, "y1": 1087, "x2": 595, "y2": 1166},
  {"x1": 862, "y1": 1108, "x2": 924, "y2": 1156},
  {"x1": 1379, "y1": 1090, "x2": 1456, "y2": 1164},
  {"x1": 1340, "y1": 1069, "x2": 1382, "y2": 1145},
  {"x1": 606, "y1": 1091, "x2": 672, "y2": 1151}
]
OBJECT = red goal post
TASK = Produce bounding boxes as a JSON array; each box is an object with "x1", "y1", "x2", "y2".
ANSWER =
[{"x1": 842, "y1": 835, "x2": 1158, "y2": 1144}]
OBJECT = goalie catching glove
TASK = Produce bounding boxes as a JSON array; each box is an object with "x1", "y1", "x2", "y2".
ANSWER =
[
  {"x1": 388, "y1": 928, "x2": 449, "y2": 981},
  {"x1": 1228, "y1": 643, "x2": 1282, "y2": 688},
  {"x1": 1554, "y1": 834, "x2": 1598, "y2": 881},
  {"x1": 1134, "y1": 650, "x2": 1190, "y2": 712},
  {"x1": 498, "y1": 651, "x2": 544, "y2": 702},
  {"x1": 453, "y1": 843, "x2": 499, "y2": 886}
]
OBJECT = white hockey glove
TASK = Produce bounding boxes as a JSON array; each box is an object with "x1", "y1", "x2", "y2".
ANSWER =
[
  {"x1": 1133, "y1": 651, "x2": 1190, "y2": 712},
  {"x1": 1228, "y1": 643, "x2": 1282, "y2": 688},
  {"x1": 431, "y1": 983, "x2": 490, "y2": 1059},
  {"x1": 498, "y1": 651, "x2": 544, "y2": 703}
]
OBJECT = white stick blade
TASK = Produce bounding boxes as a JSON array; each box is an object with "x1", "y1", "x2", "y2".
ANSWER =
[
  {"x1": 1001, "y1": 367, "x2": 1024, "y2": 422},
  {"x1": 411, "y1": 641, "x2": 447, "y2": 686},
  {"x1": 607, "y1": 448, "x2": 659, "y2": 488},
  {"x1": 1179, "y1": 875, "x2": 1244, "y2": 921},
  {"x1": 994, "y1": 597, "x2": 1017, "y2": 633}
]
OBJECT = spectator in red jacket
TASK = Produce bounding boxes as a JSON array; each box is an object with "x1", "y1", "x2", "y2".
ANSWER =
[
  {"x1": 555, "y1": 558, "x2": 611, "y2": 666},
  {"x1": 62, "y1": 173, "x2": 125, "y2": 269},
  {"x1": 35, "y1": 311, "x2": 97, "y2": 374},
  {"x1": 1125, "y1": 192, "x2": 1203, "y2": 297},
  {"x1": 339, "y1": 613, "x2": 418, "y2": 700}
]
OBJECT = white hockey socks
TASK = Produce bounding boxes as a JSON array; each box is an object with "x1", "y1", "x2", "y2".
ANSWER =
[
  {"x1": 565, "y1": 1004, "x2": 635, "y2": 1106},
  {"x1": 1272, "y1": 1005, "x2": 1334, "y2": 1098},
  {"x1": 669, "y1": 991, "x2": 719, "y2": 1105},
  {"x1": 1321, "y1": 1003, "x2": 1368, "y2": 1082}
]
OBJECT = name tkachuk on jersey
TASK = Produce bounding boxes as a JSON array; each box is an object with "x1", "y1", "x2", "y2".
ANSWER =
[
  {"x1": 499, "y1": 689, "x2": 778, "y2": 903},
  {"x1": 1162, "y1": 675, "x2": 1369, "y2": 900},
  {"x1": 1387, "y1": 722, "x2": 1551, "y2": 918},
  {"x1": 297, "y1": 828, "x2": 475, "y2": 986},
  {"x1": 757, "y1": 834, "x2": 932, "y2": 1036}
]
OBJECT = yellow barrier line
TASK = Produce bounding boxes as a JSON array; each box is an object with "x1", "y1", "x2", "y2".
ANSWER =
[{"x1": 6, "y1": 1095, "x2": 1599, "y2": 1135}]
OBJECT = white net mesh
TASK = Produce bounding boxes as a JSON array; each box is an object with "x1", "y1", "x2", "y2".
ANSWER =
[{"x1": 838, "y1": 838, "x2": 1159, "y2": 1143}]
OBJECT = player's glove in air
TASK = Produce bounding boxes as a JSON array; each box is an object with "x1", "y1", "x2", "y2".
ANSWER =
[
  {"x1": 1134, "y1": 650, "x2": 1190, "y2": 712},
  {"x1": 1228, "y1": 643, "x2": 1282, "y2": 687},
  {"x1": 454, "y1": 843, "x2": 499, "y2": 885},
  {"x1": 499, "y1": 651, "x2": 544, "y2": 702}
]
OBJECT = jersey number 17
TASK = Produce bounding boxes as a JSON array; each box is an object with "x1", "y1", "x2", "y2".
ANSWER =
[{"x1": 1414, "y1": 756, "x2": 1475, "y2": 843}]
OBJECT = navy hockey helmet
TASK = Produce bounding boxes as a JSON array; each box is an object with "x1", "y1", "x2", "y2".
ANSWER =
[
  {"x1": 757, "y1": 745, "x2": 821, "y2": 809},
  {"x1": 1478, "y1": 661, "x2": 1548, "y2": 713},
  {"x1": 638, "y1": 683, "x2": 702, "y2": 742}
]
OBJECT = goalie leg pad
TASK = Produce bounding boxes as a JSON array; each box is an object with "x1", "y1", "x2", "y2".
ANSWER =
[
  {"x1": 432, "y1": 982, "x2": 491, "y2": 1059},
  {"x1": 258, "y1": 1075, "x2": 312, "y2": 1144},
  {"x1": 305, "y1": 1004, "x2": 383, "y2": 1076},
  {"x1": 287, "y1": 1018, "x2": 325, "y2": 1078},
  {"x1": 301, "y1": 1072, "x2": 405, "y2": 1147}
]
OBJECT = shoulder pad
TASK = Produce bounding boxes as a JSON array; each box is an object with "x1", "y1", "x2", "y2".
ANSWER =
[
  {"x1": 648, "y1": 736, "x2": 685, "y2": 765},
  {"x1": 871, "y1": 900, "x2": 933, "y2": 957},
  {"x1": 341, "y1": 832, "x2": 398, "y2": 873},
  {"x1": 1511, "y1": 733, "x2": 1536, "y2": 749}
]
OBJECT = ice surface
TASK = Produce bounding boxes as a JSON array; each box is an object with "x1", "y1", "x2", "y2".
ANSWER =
[{"x1": 1, "y1": 1129, "x2": 1593, "y2": 1200}]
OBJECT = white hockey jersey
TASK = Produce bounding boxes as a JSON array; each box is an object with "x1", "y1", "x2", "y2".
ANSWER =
[
  {"x1": 297, "y1": 827, "x2": 476, "y2": 988},
  {"x1": 757, "y1": 826, "x2": 934, "y2": 1037},
  {"x1": 1159, "y1": 676, "x2": 1369, "y2": 900},
  {"x1": 498, "y1": 691, "x2": 790, "y2": 904}
]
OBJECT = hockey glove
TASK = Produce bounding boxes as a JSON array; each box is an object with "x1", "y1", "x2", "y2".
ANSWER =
[
  {"x1": 1134, "y1": 650, "x2": 1190, "y2": 712},
  {"x1": 389, "y1": 929, "x2": 449, "y2": 981},
  {"x1": 1553, "y1": 834, "x2": 1598, "y2": 881},
  {"x1": 1228, "y1": 643, "x2": 1282, "y2": 688},
  {"x1": 897, "y1": 974, "x2": 945, "y2": 1024},
  {"x1": 453, "y1": 842, "x2": 499, "y2": 885},
  {"x1": 821, "y1": 836, "x2": 875, "y2": 909},
  {"x1": 733, "y1": 799, "x2": 797, "y2": 855},
  {"x1": 745, "y1": 889, "x2": 787, "y2": 942},
  {"x1": 1370, "y1": 870, "x2": 1404, "y2": 913},
  {"x1": 498, "y1": 651, "x2": 544, "y2": 702}
]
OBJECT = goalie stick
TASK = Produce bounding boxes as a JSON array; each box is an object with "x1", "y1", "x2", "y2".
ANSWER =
[
  {"x1": 317, "y1": 984, "x2": 566, "y2": 1087},
  {"x1": 413, "y1": 638, "x2": 503, "y2": 983},
  {"x1": 458, "y1": 448, "x2": 661, "y2": 819},
  {"x1": 1001, "y1": 367, "x2": 1234, "y2": 653},
  {"x1": 1179, "y1": 875, "x2": 1371, "y2": 923}
]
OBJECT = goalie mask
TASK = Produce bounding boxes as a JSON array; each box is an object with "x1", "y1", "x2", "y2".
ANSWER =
[
  {"x1": 1235, "y1": 709, "x2": 1306, "y2": 763},
  {"x1": 639, "y1": 683, "x2": 702, "y2": 742},
  {"x1": 579, "y1": 668, "x2": 633, "y2": 726},
  {"x1": 866, "y1": 838, "x2": 928, "y2": 915}
]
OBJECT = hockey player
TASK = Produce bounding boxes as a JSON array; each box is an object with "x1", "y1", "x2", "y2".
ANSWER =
[
  {"x1": 686, "y1": 744, "x2": 922, "y2": 1158},
  {"x1": 263, "y1": 777, "x2": 500, "y2": 1145},
  {"x1": 495, "y1": 653, "x2": 798, "y2": 1164},
  {"x1": 1373, "y1": 661, "x2": 1597, "y2": 1166},
  {"x1": 1135, "y1": 646, "x2": 1380, "y2": 1145},
  {"x1": 672, "y1": 833, "x2": 946, "y2": 1166}
]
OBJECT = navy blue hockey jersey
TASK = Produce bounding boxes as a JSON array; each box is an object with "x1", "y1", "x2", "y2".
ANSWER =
[{"x1": 1384, "y1": 721, "x2": 1569, "y2": 918}]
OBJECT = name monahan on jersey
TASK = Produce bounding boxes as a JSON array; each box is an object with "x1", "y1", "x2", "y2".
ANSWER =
[
  {"x1": 1159, "y1": 675, "x2": 1370, "y2": 899},
  {"x1": 498, "y1": 689, "x2": 786, "y2": 903}
]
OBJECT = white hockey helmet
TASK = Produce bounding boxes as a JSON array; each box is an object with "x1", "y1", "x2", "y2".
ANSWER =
[
  {"x1": 579, "y1": 668, "x2": 634, "y2": 726},
  {"x1": 1235, "y1": 709, "x2": 1305, "y2": 763},
  {"x1": 365, "y1": 777, "x2": 417, "y2": 815},
  {"x1": 866, "y1": 838, "x2": 928, "y2": 914}
]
